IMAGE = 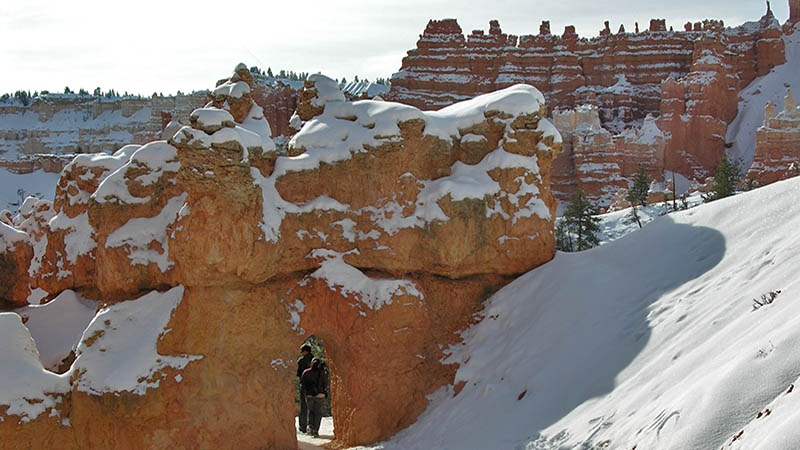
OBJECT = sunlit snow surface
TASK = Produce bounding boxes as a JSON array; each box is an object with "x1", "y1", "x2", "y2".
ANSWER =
[{"x1": 354, "y1": 176, "x2": 800, "y2": 450}]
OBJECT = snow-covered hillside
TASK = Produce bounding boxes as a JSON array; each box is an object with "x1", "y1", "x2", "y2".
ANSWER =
[
  {"x1": 0, "y1": 168, "x2": 60, "y2": 213},
  {"x1": 357, "y1": 175, "x2": 800, "y2": 450}
]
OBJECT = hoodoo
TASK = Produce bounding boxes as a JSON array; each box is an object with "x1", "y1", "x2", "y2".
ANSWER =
[
  {"x1": 0, "y1": 65, "x2": 562, "y2": 449},
  {"x1": 388, "y1": 6, "x2": 791, "y2": 206}
]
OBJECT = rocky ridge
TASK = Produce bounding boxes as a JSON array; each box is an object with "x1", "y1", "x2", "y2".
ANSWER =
[
  {"x1": 0, "y1": 65, "x2": 561, "y2": 449},
  {"x1": 388, "y1": 5, "x2": 792, "y2": 206}
]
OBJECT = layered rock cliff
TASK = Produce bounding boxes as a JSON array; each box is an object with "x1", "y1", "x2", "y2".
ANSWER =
[
  {"x1": 388, "y1": 6, "x2": 791, "y2": 206},
  {"x1": 0, "y1": 65, "x2": 561, "y2": 449},
  {"x1": 746, "y1": 89, "x2": 800, "y2": 184},
  {"x1": 0, "y1": 93, "x2": 208, "y2": 158}
]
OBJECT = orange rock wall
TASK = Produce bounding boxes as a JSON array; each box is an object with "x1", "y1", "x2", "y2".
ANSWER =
[{"x1": 0, "y1": 68, "x2": 560, "y2": 449}]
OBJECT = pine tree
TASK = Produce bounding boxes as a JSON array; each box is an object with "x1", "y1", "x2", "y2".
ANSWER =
[
  {"x1": 554, "y1": 220, "x2": 574, "y2": 252},
  {"x1": 627, "y1": 168, "x2": 650, "y2": 207},
  {"x1": 561, "y1": 188, "x2": 601, "y2": 251},
  {"x1": 703, "y1": 153, "x2": 740, "y2": 203},
  {"x1": 625, "y1": 168, "x2": 650, "y2": 228}
]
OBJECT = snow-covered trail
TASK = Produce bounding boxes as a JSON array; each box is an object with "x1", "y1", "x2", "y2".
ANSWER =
[{"x1": 296, "y1": 416, "x2": 334, "y2": 449}]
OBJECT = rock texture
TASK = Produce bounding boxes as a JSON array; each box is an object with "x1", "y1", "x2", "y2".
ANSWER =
[
  {"x1": 552, "y1": 105, "x2": 666, "y2": 206},
  {"x1": 0, "y1": 66, "x2": 561, "y2": 449},
  {"x1": 746, "y1": 90, "x2": 800, "y2": 185},
  {"x1": 388, "y1": 7, "x2": 788, "y2": 205}
]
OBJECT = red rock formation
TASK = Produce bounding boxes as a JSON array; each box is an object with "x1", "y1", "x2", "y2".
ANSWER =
[
  {"x1": 0, "y1": 67, "x2": 562, "y2": 449},
  {"x1": 552, "y1": 105, "x2": 665, "y2": 206},
  {"x1": 791, "y1": 0, "x2": 800, "y2": 23},
  {"x1": 746, "y1": 90, "x2": 800, "y2": 185},
  {"x1": 388, "y1": 10, "x2": 787, "y2": 200},
  {"x1": 0, "y1": 223, "x2": 33, "y2": 305},
  {"x1": 250, "y1": 79, "x2": 298, "y2": 138}
]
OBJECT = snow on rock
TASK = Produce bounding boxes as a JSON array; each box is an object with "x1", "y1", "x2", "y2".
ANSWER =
[
  {"x1": 308, "y1": 74, "x2": 346, "y2": 107},
  {"x1": 359, "y1": 176, "x2": 800, "y2": 450},
  {"x1": 93, "y1": 141, "x2": 180, "y2": 205},
  {"x1": 105, "y1": 193, "x2": 189, "y2": 272},
  {"x1": 212, "y1": 80, "x2": 250, "y2": 99},
  {"x1": 189, "y1": 107, "x2": 235, "y2": 132},
  {"x1": 0, "y1": 313, "x2": 69, "y2": 422},
  {"x1": 71, "y1": 285, "x2": 201, "y2": 396},
  {"x1": 16, "y1": 289, "x2": 99, "y2": 370},
  {"x1": 310, "y1": 249, "x2": 423, "y2": 311},
  {"x1": 0, "y1": 219, "x2": 28, "y2": 252},
  {"x1": 251, "y1": 80, "x2": 560, "y2": 279}
]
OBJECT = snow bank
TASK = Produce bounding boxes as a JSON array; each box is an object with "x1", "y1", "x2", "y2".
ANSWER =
[
  {"x1": 72, "y1": 285, "x2": 202, "y2": 396},
  {"x1": 0, "y1": 168, "x2": 60, "y2": 213},
  {"x1": 16, "y1": 290, "x2": 99, "y2": 370},
  {"x1": 0, "y1": 286, "x2": 201, "y2": 422},
  {"x1": 361, "y1": 176, "x2": 800, "y2": 450},
  {"x1": 0, "y1": 313, "x2": 69, "y2": 422}
]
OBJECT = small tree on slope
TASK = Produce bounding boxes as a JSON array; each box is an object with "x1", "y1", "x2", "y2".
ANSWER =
[
  {"x1": 703, "y1": 153, "x2": 741, "y2": 203},
  {"x1": 626, "y1": 167, "x2": 650, "y2": 228},
  {"x1": 560, "y1": 188, "x2": 601, "y2": 251}
]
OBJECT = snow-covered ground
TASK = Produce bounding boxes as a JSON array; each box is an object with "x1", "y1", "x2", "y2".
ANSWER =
[
  {"x1": 0, "y1": 168, "x2": 60, "y2": 213},
  {"x1": 295, "y1": 416, "x2": 335, "y2": 449},
  {"x1": 594, "y1": 192, "x2": 705, "y2": 245},
  {"x1": 354, "y1": 175, "x2": 800, "y2": 450}
]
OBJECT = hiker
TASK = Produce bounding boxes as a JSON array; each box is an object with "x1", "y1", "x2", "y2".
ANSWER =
[
  {"x1": 301, "y1": 357, "x2": 329, "y2": 437},
  {"x1": 296, "y1": 344, "x2": 314, "y2": 433}
]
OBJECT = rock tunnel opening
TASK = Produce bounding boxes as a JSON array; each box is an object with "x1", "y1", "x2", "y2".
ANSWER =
[
  {"x1": 295, "y1": 334, "x2": 335, "y2": 446},
  {"x1": 293, "y1": 334, "x2": 333, "y2": 440}
]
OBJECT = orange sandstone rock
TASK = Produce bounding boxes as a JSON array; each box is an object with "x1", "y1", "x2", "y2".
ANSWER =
[
  {"x1": 746, "y1": 90, "x2": 800, "y2": 185},
  {"x1": 0, "y1": 66, "x2": 560, "y2": 449}
]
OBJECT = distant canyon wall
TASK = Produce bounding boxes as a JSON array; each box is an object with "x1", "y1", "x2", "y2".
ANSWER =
[
  {"x1": 0, "y1": 80, "x2": 388, "y2": 176},
  {"x1": 387, "y1": 5, "x2": 794, "y2": 206}
]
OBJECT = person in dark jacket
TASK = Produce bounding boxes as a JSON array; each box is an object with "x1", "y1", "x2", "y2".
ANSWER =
[
  {"x1": 300, "y1": 357, "x2": 329, "y2": 437},
  {"x1": 296, "y1": 345, "x2": 313, "y2": 433}
]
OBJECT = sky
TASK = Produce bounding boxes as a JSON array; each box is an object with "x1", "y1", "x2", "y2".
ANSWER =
[{"x1": 0, "y1": 0, "x2": 790, "y2": 96}]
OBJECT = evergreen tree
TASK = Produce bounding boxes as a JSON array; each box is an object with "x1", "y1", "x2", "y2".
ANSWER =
[
  {"x1": 554, "y1": 220, "x2": 574, "y2": 252},
  {"x1": 703, "y1": 153, "x2": 741, "y2": 203},
  {"x1": 627, "y1": 168, "x2": 650, "y2": 207},
  {"x1": 625, "y1": 168, "x2": 650, "y2": 228},
  {"x1": 267, "y1": 67, "x2": 273, "y2": 77},
  {"x1": 561, "y1": 188, "x2": 601, "y2": 251}
]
